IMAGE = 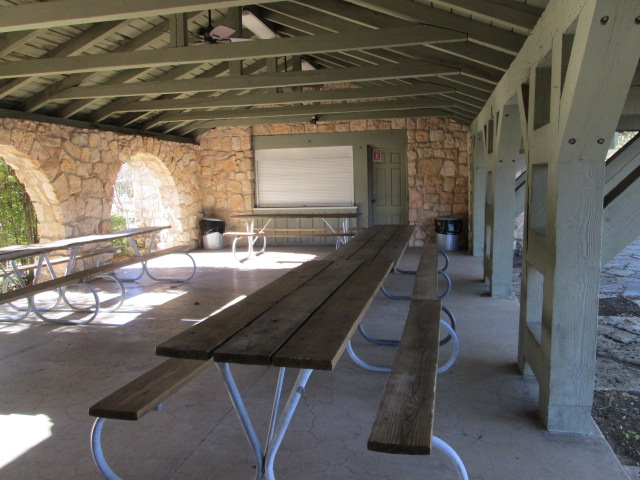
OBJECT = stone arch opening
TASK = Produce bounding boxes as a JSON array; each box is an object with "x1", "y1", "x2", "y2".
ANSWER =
[
  {"x1": 0, "y1": 144, "x2": 65, "y2": 242},
  {"x1": 112, "y1": 153, "x2": 188, "y2": 249}
]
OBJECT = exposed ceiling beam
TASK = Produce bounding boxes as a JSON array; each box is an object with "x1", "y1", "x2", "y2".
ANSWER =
[
  {"x1": 263, "y1": 2, "x2": 505, "y2": 84},
  {"x1": 343, "y1": 0, "x2": 525, "y2": 54},
  {"x1": 0, "y1": 29, "x2": 44, "y2": 57},
  {"x1": 294, "y1": 0, "x2": 516, "y2": 68},
  {"x1": 188, "y1": 108, "x2": 453, "y2": 132},
  {"x1": 159, "y1": 97, "x2": 455, "y2": 122},
  {"x1": 101, "y1": 83, "x2": 457, "y2": 114},
  {"x1": 0, "y1": 0, "x2": 283, "y2": 33},
  {"x1": 427, "y1": 0, "x2": 542, "y2": 33},
  {"x1": 88, "y1": 60, "x2": 260, "y2": 124},
  {"x1": 53, "y1": 62, "x2": 460, "y2": 100},
  {"x1": 0, "y1": 20, "x2": 129, "y2": 100},
  {"x1": 19, "y1": 13, "x2": 202, "y2": 113},
  {"x1": 0, "y1": 25, "x2": 465, "y2": 80}
]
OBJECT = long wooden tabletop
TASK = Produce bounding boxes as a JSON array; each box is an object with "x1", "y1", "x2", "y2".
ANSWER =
[
  {"x1": 0, "y1": 226, "x2": 170, "y2": 263},
  {"x1": 156, "y1": 225, "x2": 415, "y2": 370}
]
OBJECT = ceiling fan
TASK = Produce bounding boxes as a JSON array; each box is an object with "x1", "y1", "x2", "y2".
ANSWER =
[{"x1": 193, "y1": 10, "x2": 252, "y2": 44}]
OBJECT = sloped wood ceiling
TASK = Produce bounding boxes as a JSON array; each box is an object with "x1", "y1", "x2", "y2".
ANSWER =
[{"x1": 0, "y1": 0, "x2": 548, "y2": 142}]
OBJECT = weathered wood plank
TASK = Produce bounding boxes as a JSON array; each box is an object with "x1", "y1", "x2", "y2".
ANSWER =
[
  {"x1": 367, "y1": 298, "x2": 442, "y2": 455},
  {"x1": 0, "y1": 226, "x2": 169, "y2": 263},
  {"x1": 323, "y1": 225, "x2": 385, "y2": 261},
  {"x1": 213, "y1": 259, "x2": 364, "y2": 365},
  {"x1": 4, "y1": 246, "x2": 122, "y2": 273},
  {"x1": 411, "y1": 242, "x2": 439, "y2": 301},
  {"x1": 156, "y1": 260, "x2": 332, "y2": 360},
  {"x1": 273, "y1": 260, "x2": 393, "y2": 370},
  {"x1": 89, "y1": 358, "x2": 211, "y2": 421},
  {"x1": 0, "y1": 245, "x2": 189, "y2": 305},
  {"x1": 330, "y1": 225, "x2": 398, "y2": 261},
  {"x1": 374, "y1": 225, "x2": 415, "y2": 265}
]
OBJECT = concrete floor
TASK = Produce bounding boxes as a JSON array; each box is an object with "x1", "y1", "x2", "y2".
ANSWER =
[{"x1": 0, "y1": 246, "x2": 630, "y2": 479}]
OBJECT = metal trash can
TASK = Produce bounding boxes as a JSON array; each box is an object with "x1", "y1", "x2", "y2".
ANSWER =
[
  {"x1": 435, "y1": 217, "x2": 462, "y2": 251},
  {"x1": 200, "y1": 218, "x2": 225, "y2": 250}
]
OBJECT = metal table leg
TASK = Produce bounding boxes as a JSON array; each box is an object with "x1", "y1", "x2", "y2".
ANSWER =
[{"x1": 217, "y1": 363, "x2": 313, "y2": 480}]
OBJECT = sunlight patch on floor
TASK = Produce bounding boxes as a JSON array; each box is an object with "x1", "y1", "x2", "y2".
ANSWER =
[{"x1": 0, "y1": 414, "x2": 53, "y2": 469}]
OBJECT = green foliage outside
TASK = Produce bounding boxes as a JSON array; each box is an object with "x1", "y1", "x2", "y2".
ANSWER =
[
  {"x1": 0, "y1": 158, "x2": 38, "y2": 256},
  {"x1": 110, "y1": 214, "x2": 129, "y2": 248}
]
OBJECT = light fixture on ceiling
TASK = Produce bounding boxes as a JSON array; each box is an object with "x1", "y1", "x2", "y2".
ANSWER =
[
  {"x1": 242, "y1": 10, "x2": 316, "y2": 71},
  {"x1": 242, "y1": 10, "x2": 277, "y2": 39}
]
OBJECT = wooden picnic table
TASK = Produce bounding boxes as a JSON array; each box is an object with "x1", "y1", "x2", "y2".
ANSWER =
[
  {"x1": 0, "y1": 226, "x2": 195, "y2": 324},
  {"x1": 153, "y1": 224, "x2": 413, "y2": 478},
  {"x1": 226, "y1": 212, "x2": 360, "y2": 261},
  {"x1": 0, "y1": 226, "x2": 169, "y2": 264},
  {"x1": 89, "y1": 224, "x2": 468, "y2": 479}
]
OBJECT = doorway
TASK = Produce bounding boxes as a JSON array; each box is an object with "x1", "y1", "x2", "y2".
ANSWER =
[{"x1": 368, "y1": 145, "x2": 407, "y2": 225}]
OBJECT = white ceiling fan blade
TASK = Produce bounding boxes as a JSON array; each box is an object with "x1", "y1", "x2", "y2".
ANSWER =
[{"x1": 211, "y1": 25, "x2": 235, "y2": 39}]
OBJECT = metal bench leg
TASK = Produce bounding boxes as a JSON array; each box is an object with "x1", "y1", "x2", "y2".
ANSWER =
[
  {"x1": 231, "y1": 236, "x2": 251, "y2": 262},
  {"x1": 431, "y1": 436, "x2": 469, "y2": 480},
  {"x1": 255, "y1": 235, "x2": 267, "y2": 256},
  {"x1": 33, "y1": 281, "x2": 101, "y2": 325},
  {"x1": 91, "y1": 418, "x2": 122, "y2": 480},
  {"x1": 93, "y1": 274, "x2": 126, "y2": 311},
  {"x1": 438, "y1": 249, "x2": 450, "y2": 272},
  {"x1": 358, "y1": 323, "x2": 399, "y2": 346},
  {"x1": 438, "y1": 320, "x2": 460, "y2": 374},
  {"x1": 0, "y1": 271, "x2": 32, "y2": 322},
  {"x1": 347, "y1": 340, "x2": 391, "y2": 373},
  {"x1": 438, "y1": 270, "x2": 452, "y2": 299},
  {"x1": 144, "y1": 252, "x2": 197, "y2": 282},
  {"x1": 380, "y1": 284, "x2": 411, "y2": 301},
  {"x1": 439, "y1": 305, "x2": 457, "y2": 346}
]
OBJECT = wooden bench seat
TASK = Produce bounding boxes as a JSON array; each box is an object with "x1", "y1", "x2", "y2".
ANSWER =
[
  {"x1": 0, "y1": 244, "x2": 191, "y2": 306},
  {"x1": 89, "y1": 358, "x2": 211, "y2": 421},
  {"x1": 365, "y1": 242, "x2": 468, "y2": 478},
  {"x1": 368, "y1": 297, "x2": 441, "y2": 454},
  {"x1": 88, "y1": 357, "x2": 212, "y2": 478}
]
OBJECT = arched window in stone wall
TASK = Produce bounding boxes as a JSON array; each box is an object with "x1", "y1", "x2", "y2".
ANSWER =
[
  {"x1": 0, "y1": 146, "x2": 65, "y2": 242},
  {"x1": 112, "y1": 153, "x2": 187, "y2": 249},
  {"x1": 0, "y1": 157, "x2": 38, "y2": 248}
]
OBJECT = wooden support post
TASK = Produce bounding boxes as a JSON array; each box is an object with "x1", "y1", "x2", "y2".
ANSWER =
[
  {"x1": 518, "y1": 0, "x2": 640, "y2": 433},
  {"x1": 266, "y1": 56, "x2": 278, "y2": 94},
  {"x1": 471, "y1": 131, "x2": 486, "y2": 257},
  {"x1": 169, "y1": 13, "x2": 188, "y2": 48},
  {"x1": 484, "y1": 104, "x2": 521, "y2": 297},
  {"x1": 227, "y1": 7, "x2": 243, "y2": 76}
]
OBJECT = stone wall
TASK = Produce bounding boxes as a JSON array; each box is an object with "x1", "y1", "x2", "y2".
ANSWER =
[
  {"x1": 199, "y1": 117, "x2": 470, "y2": 245},
  {"x1": 0, "y1": 115, "x2": 469, "y2": 249},
  {"x1": 0, "y1": 119, "x2": 200, "y2": 248}
]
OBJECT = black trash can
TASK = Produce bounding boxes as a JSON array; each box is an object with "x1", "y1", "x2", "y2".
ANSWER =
[
  {"x1": 200, "y1": 218, "x2": 225, "y2": 250},
  {"x1": 435, "y1": 217, "x2": 462, "y2": 251}
]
